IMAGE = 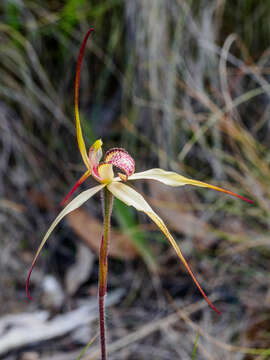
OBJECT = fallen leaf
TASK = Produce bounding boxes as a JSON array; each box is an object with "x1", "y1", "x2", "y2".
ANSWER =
[
  {"x1": 67, "y1": 209, "x2": 138, "y2": 259},
  {"x1": 65, "y1": 243, "x2": 94, "y2": 295}
]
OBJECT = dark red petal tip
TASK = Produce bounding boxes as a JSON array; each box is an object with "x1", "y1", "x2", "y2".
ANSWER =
[
  {"x1": 26, "y1": 265, "x2": 34, "y2": 301},
  {"x1": 26, "y1": 257, "x2": 39, "y2": 301}
]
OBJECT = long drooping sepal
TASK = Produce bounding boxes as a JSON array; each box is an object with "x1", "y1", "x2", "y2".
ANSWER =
[
  {"x1": 107, "y1": 182, "x2": 220, "y2": 314},
  {"x1": 26, "y1": 184, "x2": 105, "y2": 300},
  {"x1": 75, "y1": 28, "x2": 94, "y2": 169},
  {"x1": 61, "y1": 169, "x2": 91, "y2": 206},
  {"x1": 128, "y1": 168, "x2": 253, "y2": 204}
]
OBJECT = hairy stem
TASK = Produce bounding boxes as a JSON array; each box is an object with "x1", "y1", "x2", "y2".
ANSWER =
[{"x1": 99, "y1": 187, "x2": 113, "y2": 360}]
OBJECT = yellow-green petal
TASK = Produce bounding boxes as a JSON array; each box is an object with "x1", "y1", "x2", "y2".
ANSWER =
[{"x1": 128, "y1": 168, "x2": 253, "y2": 203}]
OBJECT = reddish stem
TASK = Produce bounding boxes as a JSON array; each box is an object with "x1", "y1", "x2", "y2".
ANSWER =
[
  {"x1": 98, "y1": 188, "x2": 113, "y2": 360},
  {"x1": 99, "y1": 294, "x2": 106, "y2": 358}
]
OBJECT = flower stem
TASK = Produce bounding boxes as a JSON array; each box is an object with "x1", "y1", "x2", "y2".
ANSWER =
[{"x1": 99, "y1": 187, "x2": 113, "y2": 360}]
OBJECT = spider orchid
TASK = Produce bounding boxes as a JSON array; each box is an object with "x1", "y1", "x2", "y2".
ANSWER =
[{"x1": 26, "y1": 29, "x2": 253, "y2": 360}]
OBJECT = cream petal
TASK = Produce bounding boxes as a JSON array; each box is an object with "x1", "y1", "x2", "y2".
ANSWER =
[
  {"x1": 128, "y1": 168, "x2": 189, "y2": 186},
  {"x1": 26, "y1": 184, "x2": 105, "y2": 299},
  {"x1": 128, "y1": 168, "x2": 253, "y2": 203},
  {"x1": 107, "y1": 182, "x2": 220, "y2": 313},
  {"x1": 108, "y1": 182, "x2": 152, "y2": 211}
]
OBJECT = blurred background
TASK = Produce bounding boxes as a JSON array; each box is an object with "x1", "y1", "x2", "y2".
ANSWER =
[{"x1": 0, "y1": 0, "x2": 270, "y2": 359}]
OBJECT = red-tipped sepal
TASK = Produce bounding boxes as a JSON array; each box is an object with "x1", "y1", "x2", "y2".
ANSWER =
[{"x1": 61, "y1": 170, "x2": 91, "y2": 206}]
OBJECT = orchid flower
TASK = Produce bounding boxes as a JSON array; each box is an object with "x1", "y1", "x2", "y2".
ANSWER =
[{"x1": 27, "y1": 29, "x2": 253, "y2": 360}]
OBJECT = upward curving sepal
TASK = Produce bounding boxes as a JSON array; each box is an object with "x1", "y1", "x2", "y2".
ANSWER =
[{"x1": 75, "y1": 28, "x2": 94, "y2": 169}]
